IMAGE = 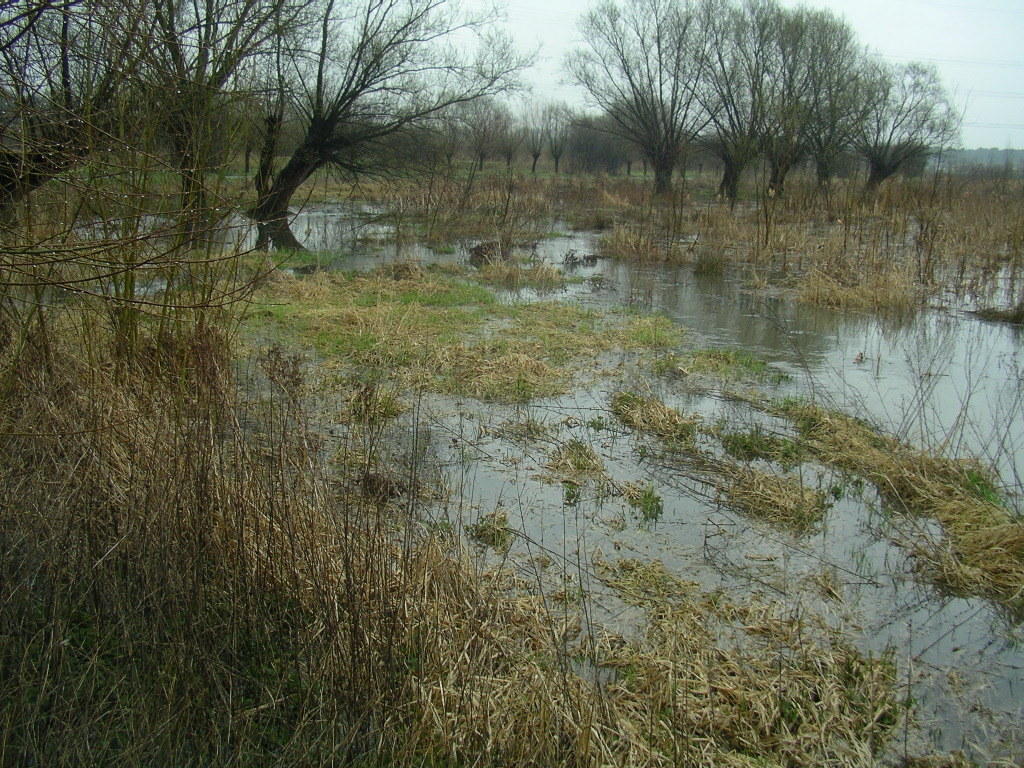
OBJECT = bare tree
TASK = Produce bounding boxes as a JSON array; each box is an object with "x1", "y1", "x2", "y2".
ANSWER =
[
  {"x1": 802, "y1": 12, "x2": 870, "y2": 187},
  {"x1": 568, "y1": 113, "x2": 631, "y2": 174},
  {"x1": 461, "y1": 98, "x2": 507, "y2": 172},
  {"x1": 522, "y1": 103, "x2": 546, "y2": 174},
  {"x1": 544, "y1": 102, "x2": 572, "y2": 174},
  {"x1": 699, "y1": 0, "x2": 776, "y2": 204},
  {"x1": 855, "y1": 60, "x2": 960, "y2": 191},
  {"x1": 494, "y1": 108, "x2": 523, "y2": 169},
  {"x1": 250, "y1": 0, "x2": 524, "y2": 250},
  {"x1": 759, "y1": 5, "x2": 815, "y2": 194},
  {"x1": 568, "y1": 0, "x2": 710, "y2": 194},
  {"x1": 143, "y1": 0, "x2": 306, "y2": 233}
]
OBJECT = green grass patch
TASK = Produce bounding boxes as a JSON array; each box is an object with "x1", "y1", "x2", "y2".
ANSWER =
[
  {"x1": 621, "y1": 314, "x2": 684, "y2": 349},
  {"x1": 623, "y1": 483, "x2": 664, "y2": 522},
  {"x1": 720, "y1": 425, "x2": 804, "y2": 468},
  {"x1": 656, "y1": 348, "x2": 787, "y2": 383},
  {"x1": 467, "y1": 509, "x2": 513, "y2": 551},
  {"x1": 243, "y1": 272, "x2": 656, "y2": 403}
]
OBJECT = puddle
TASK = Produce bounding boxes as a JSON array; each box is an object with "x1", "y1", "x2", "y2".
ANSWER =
[{"x1": 273, "y1": 204, "x2": 1024, "y2": 761}]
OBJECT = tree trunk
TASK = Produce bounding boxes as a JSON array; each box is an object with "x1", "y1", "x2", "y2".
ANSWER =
[
  {"x1": 767, "y1": 157, "x2": 791, "y2": 196},
  {"x1": 815, "y1": 157, "x2": 833, "y2": 187},
  {"x1": 652, "y1": 157, "x2": 674, "y2": 195},
  {"x1": 531, "y1": 153, "x2": 539, "y2": 174},
  {"x1": 255, "y1": 113, "x2": 282, "y2": 198},
  {"x1": 0, "y1": 127, "x2": 89, "y2": 215},
  {"x1": 718, "y1": 158, "x2": 742, "y2": 206},
  {"x1": 865, "y1": 159, "x2": 897, "y2": 192},
  {"x1": 553, "y1": 154, "x2": 561, "y2": 174},
  {"x1": 625, "y1": 159, "x2": 632, "y2": 176},
  {"x1": 174, "y1": 141, "x2": 210, "y2": 248},
  {"x1": 251, "y1": 145, "x2": 321, "y2": 251}
]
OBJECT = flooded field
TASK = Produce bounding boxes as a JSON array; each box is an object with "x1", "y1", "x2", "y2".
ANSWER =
[{"x1": 243, "y1": 205, "x2": 1024, "y2": 763}]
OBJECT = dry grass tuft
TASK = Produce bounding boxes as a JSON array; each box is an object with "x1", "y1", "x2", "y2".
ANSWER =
[
  {"x1": 476, "y1": 261, "x2": 564, "y2": 291},
  {"x1": 797, "y1": 265, "x2": 920, "y2": 313},
  {"x1": 546, "y1": 439, "x2": 606, "y2": 480}
]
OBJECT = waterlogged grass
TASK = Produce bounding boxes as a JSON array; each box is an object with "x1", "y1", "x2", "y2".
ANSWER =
[
  {"x1": 610, "y1": 391, "x2": 699, "y2": 448},
  {"x1": 546, "y1": 439, "x2": 605, "y2": 480},
  {"x1": 654, "y1": 347, "x2": 787, "y2": 383},
  {"x1": 774, "y1": 399, "x2": 1024, "y2": 611},
  {"x1": 720, "y1": 425, "x2": 804, "y2": 467},
  {"x1": 622, "y1": 483, "x2": 664, "y2": 522},
  {"x1": 593, "y1": 557, "x2": 901, "y2": 766},
  {"x1": 243, "y1": 270, "x2": 676, "y2": 403},
  {"x1": 474, "y1": 262, "x2": 564, "y2": 291},
  {"x1": 620, "y1": 313, "x2": 684, "y2": 349},
  {"x1": 467, "y1": 509, "x2": 513, "y2": 552},
  {"x1": 715, "y1": 466, "x2": 830, "y2": 534},
  {"x1": 611, "y1": 391, "x2": 830, "y2": 533}
]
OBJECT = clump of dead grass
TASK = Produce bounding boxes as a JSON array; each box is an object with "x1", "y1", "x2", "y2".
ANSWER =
[
  {"x1": 796, "y1": 265, "x2": 920, "y2": 313},
  {"x1": 715, "y1": 465, "x2": 830, "y2": 534},
  {"x1": 476, "y1": 261, "x2": 564, "y2": 291},
  {"x1": 660, "y1": 348, "x2": 786, "y2": 383},
  {"x1": 592, "y1": 556, "x2": 901, "y2": 767},
  {"x1": 546, "y1": 439, "x2": 605, "y2": 480},
  {"x1": 600, "y1": 224, "x2": 663, "y2": 261},
  {"x1": 467, "y1": 508, "x2": 513, "y2": 551},
  {"x1": 342, "y1": 380, "x2": 407, "y2": 424},
  {"x1": 777, "y1": 400, "x2": 1024, "y2": 610},
  {"x1": 610, "y1": 391, "x2": 699, "y2": 448}
]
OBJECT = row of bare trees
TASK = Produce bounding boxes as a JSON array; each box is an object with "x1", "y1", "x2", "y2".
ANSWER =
[
  {"x1": 568, "y1": 0, "x2": 961, "y2": 199},
  {"x1": 1, "y1": 0, "x2": 961, "y2": 251}
]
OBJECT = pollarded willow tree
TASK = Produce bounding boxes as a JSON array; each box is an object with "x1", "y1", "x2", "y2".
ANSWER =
[
  {"x1": 758, "y1": 5, "x2": 815, "y2": 194},
  {"x1": 699, "y1": 0, "x2": 776, "y2": 204},
  {"x1": 543, "y1": 102, "x2": 573, "y2": 174},
  {"x1": 855, "y1": 60, "x2": 960, "y2": 191},
  {"x1": 568, "y1": 0, "x2": 711, "y2": 195},
  {"x1": 801, "y1": 11, "x2": 871, "y2": 187},
  {"x1": 143, "y1": 0, "x2": 309, "y2": 231},
  {"x1": 250, "y1": 0, "x2": 526, "y2": 250}
]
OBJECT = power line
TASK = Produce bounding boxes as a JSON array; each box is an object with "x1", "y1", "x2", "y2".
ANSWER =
[
  {"x1": 971, "y1": 90, "x2": 1024, "y2": 99},
  {"x1": 963, "y1": 122, "x2": 1024, "y2": 129},
  {"x1": 884, "y1": 54, "x2": 1024, "y2": 69}
]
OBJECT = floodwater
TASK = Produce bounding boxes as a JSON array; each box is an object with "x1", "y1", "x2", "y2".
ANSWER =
[{"x1": 258, "y1": 205, "x2": 1024, "y2": 761}]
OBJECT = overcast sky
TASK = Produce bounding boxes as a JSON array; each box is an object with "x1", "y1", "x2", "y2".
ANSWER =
[{"x1": 500, "y1": 0, "x2": 1024, "y2": 149}]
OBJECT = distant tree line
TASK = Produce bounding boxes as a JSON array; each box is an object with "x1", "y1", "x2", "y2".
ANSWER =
[
  {"x1": 0, "y1": 0, "x2": 962, "y2": 251},
  {"x1": 567, "y1": 0, "x2": 961, "y2": 199}
]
